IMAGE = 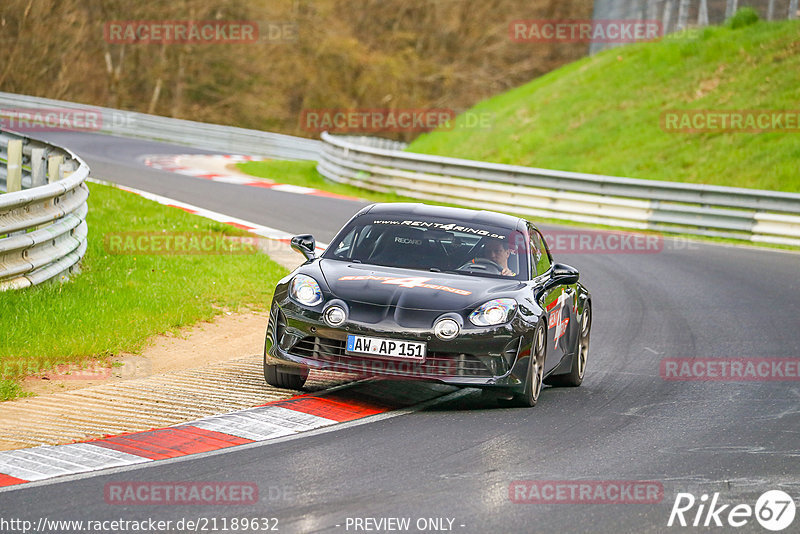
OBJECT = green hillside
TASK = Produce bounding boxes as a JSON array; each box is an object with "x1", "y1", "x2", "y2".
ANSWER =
[{"x1": 408, "y1": 15, "x2": 800, "y2": 192}]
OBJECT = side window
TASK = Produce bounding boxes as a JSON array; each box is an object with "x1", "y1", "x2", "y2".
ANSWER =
[
  {"x1": 332, "y1": 228, "x2": 356, "y2": 258},
  {"x1": 530, "y1": 228, "x2": 552, "y2": 277},
  {"x1": 352, "y1": 224, "x2": 377, "y2": 259}
]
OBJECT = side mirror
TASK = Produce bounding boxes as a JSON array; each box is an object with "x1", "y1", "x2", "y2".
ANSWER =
[
  {"x1": 291, "y1": 234, "x2": 316, "y2": 260},
  {"x1": 550, "y1": 262, "x2": 579, "y2": 285}
]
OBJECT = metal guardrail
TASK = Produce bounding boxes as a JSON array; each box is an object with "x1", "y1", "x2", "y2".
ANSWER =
[
  {"x1": 0, "y1": 130, "x2": 89, "y2": 290},
  {"x1": 591, "y1": 1, "x2": 799, "y2": 54},
  {"x1": 0, "y1": 92, "x2": 322, "y2": 161},
  {"x1": 318, "y1": 132, "x2": 800, "y2": 247},
  {"x1": 3, "y1": 93, "x2": 797, "y2": 248}
]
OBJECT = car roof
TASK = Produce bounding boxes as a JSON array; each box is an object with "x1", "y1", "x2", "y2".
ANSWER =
[{"x1": 361, "y1": 203, "x2": 525, "y2": 230}]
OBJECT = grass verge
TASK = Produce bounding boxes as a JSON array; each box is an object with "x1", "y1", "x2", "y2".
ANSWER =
[
  {"x1": 408, "y1": 17, "x2": 800, "y2": 192},
  {"x1": 0, "y1": 182, "x2": 288, "y2": 401}
]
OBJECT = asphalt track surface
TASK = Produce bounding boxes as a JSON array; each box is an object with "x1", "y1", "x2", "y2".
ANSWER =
[{"x1": 1, "y1": 131, "x2": 798, "y2": 533}]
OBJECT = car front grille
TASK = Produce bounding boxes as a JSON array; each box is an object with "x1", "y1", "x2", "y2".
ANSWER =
[{"x1": 286, "y1": 335, "x2": 494, "y2": 378}]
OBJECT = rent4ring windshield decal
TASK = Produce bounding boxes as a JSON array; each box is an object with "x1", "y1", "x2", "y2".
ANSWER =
[{"x1": 372, "y1": 219, "x2": 506, "y2": 240}]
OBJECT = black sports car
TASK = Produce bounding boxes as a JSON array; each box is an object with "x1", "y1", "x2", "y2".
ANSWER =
[{"x1": 263, "y1": 203, "x2": 591, "y2": 407}]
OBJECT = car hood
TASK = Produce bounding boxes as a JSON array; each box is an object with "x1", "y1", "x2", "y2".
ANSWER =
[{"x1": 318, "y1": 259, "x2": 522, "y2": 312}]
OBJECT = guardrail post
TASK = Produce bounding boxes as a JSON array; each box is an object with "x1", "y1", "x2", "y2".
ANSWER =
[
  {"x1": 725, "y1": 0, "x2": 738, "y2": 19},
  {"x1": 48, "y1": 155, "x2": 63, "y2": 183},
  {"x1": 60, "y1": 161, "x2": 73, "y2": 179},
  {"x1": 662, "y1": 0, "x2": 674, "y2": 35},
  {"x1": 6, "y1": 139, "x2": 23, "y2": 192},
  {"x1": 30, "y1": 148, "x2": 46, "y2": 187},
  {"x1": 698, "y1": 0, "x2": 709, "y2": 26},
  {"x1": 677, "y1": 0, "x2": 690, "y2": 30},
  {"x1": 647, "y1": 0, "x2": 658, "y2": 25}
]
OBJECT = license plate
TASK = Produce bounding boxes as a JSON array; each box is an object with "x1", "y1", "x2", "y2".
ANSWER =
[{"x1": 346, "y1": 335, "x2": 426, "y2": 361}]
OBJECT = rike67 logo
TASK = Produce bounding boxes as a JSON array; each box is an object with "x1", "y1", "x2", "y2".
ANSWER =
[{"x1": 668, "y1": 490, "x2": 796, "y2": 531}]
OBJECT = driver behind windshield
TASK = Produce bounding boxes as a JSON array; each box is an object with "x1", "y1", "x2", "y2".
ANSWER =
[{"x1": 468, "y1": 239, "x2": 516, "y2": 276}]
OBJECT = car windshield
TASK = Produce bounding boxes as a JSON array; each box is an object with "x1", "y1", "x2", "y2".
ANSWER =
[{"x1": 323, "y1": 215, "x2": 530, "y2": 280}]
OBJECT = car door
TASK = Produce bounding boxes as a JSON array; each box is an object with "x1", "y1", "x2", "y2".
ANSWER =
[{"x1": 529, "y1": 226, "x2": 576, "y2": 373}]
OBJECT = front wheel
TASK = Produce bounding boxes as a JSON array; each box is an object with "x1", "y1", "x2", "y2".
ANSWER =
[
  {"x1": 264, "y1": 362, "x2": 309, "y2": 390},
  {"x1": 263, "y1": 330, "x2": 309, "y2": 390},
  {"x1": 499, "y1": 322, "x2": 546, "y2": 408}
]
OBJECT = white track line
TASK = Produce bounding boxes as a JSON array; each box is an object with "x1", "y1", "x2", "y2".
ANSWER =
[
  {"x1": 141, "y1": 154, "x2": 360, "y2": 200},
  {"x1": 88, "y1": 178, "x2": 328, "y2": 251}
]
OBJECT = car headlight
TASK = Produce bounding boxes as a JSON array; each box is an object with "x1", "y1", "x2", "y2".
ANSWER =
[
  {"x1": 290, "y1": 274, "x2": 323, "y2": 306},
  {"x1": 469, "y1": 298, "x2": 517, "y2": 326}
]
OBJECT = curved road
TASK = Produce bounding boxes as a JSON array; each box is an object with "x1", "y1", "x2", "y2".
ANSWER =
[{"x1": 1, "y1": 131, "x2": 798, "y2": 533}]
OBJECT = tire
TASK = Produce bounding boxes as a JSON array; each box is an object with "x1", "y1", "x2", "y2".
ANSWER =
[
  {"x1": 499, "y1": 322, "x2": 546, "y2": 408},
  {"x1": 263, "y1": 329, "x2": 309, "y2": 390},
  {"x1": 546, "y1": 302, "x2": 591, "y2": 387},
  {"x1": 263, "y1": 362, "x2": 309, "y2": 390}
]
